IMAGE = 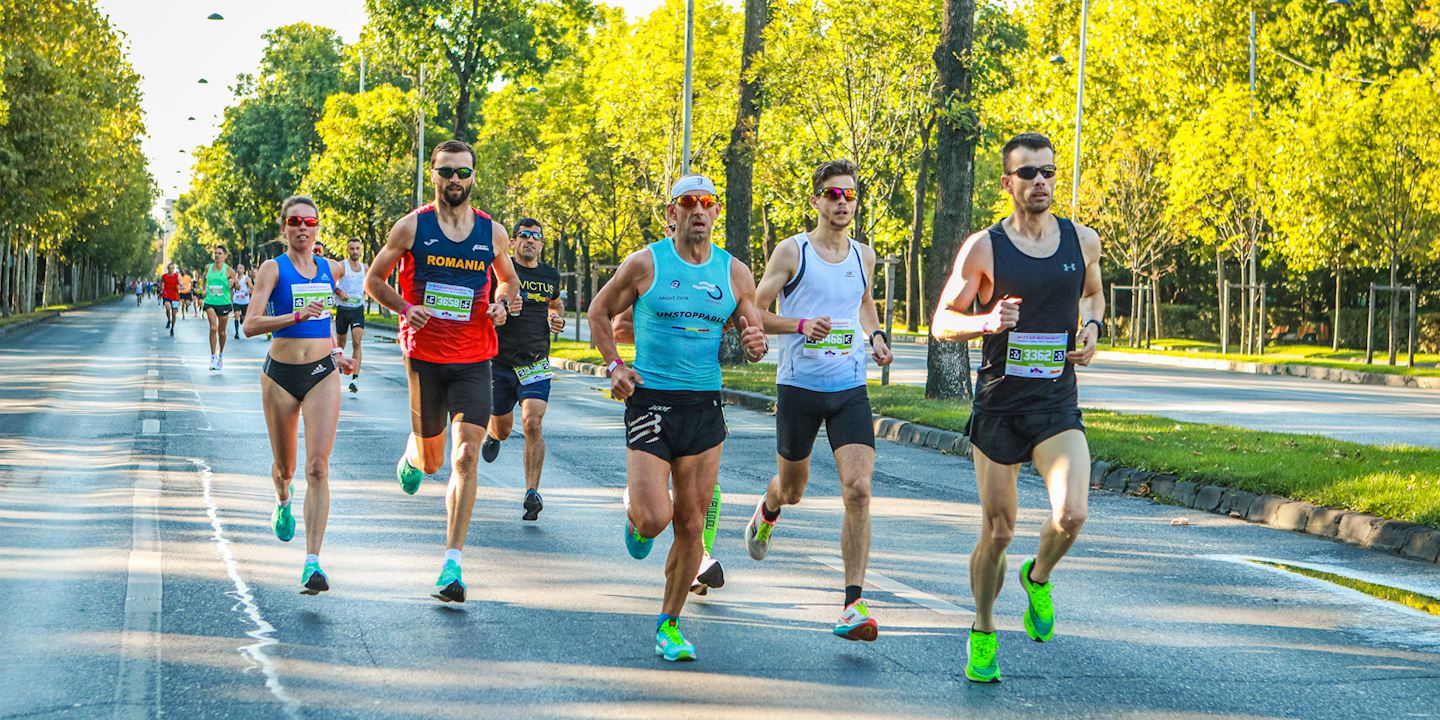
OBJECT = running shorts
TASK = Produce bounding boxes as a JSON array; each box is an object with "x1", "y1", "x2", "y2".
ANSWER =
[
  {"x1": 775, "y1": 384, "x2": 875, "y2": 461},
  {"x1": 405, "y1": 356, "x2": 492, "y2": 438},
  {"x1": 335, "y1": 305, "x2": 365, "y2": 334},
  {"x1": 205, "y1": 303, "x2": 232, "y2": 317},
  {"x1": 491, "y1": 362, "x2": 551, "y2": 416},
  {"x1": 964, "y1": 408, "x2": 1085, "y2": 466},
  {"x1": 263, "y1": 354, "x2": 337, "y2": 402},
  {"x1": 624, "y1": 388, "x2": 726, "y2": 462}
]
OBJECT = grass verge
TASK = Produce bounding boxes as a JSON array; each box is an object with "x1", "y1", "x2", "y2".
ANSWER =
[
  {"x1": 552, "y1": 338, "x2": 1440, "y2": 527},
  {"x1": 1107, "y1": 339, "x2": 1440, "y2": 377}
]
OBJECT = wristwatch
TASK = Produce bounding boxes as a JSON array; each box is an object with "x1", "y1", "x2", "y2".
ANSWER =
[
  {"x1": 1084, "y1": 319, "x2": 1106, "y2": 338},
  {"x1": 869, "y1": 329, "x2": 889, "y2": 346}
]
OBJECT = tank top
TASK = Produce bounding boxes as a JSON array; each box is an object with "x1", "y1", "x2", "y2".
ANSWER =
[
  {"x1": 203, "y1": 263, "x2": 231, "y2": 305},
  {"x1": 397, "y1": 204, "x2": 498, "y2": 364},
  {"x1": 271, "y1": 253, "x2": 336, "y2": 340},
  {"x1": 336, "y1": 259, "x2": 366, "y2": 308},
  {"x1": 632, "y1": 238, "x2": 737, "y2": 391},
  {"x1": 233, "y1": 275, "x2": 251, "y2": 305},
  {"x1": 776, "y1": 234, "x2": 868, "y2": 392},
  {"x1": 973, "y1": 217, "x2": 1086, "y2": 414}
]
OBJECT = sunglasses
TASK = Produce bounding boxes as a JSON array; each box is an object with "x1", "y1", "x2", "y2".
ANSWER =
[
  {"x1": 516, "y1": 230, "x2": 543, "y2": 240},
  {"x1": 816, "y1": 187, "x2": 857, "y2": 201},
  {"x1": 435, "y1": 166, "x2": 474, "y2": 180},
  {"x1": 675, "y1": 194, "x2": 717, "y2": 210},
  {"x1": 1007, "y1": 165, "x2": 1057, "y2": 181},
  {"x1": 284, "y1": 216, "x2": 319, "y2": 227}
]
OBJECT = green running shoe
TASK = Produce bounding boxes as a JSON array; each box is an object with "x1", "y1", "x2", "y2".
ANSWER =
[
  {"x1": 965, "y1": 628, "x2": 1001, "y2": 683},
  {"x1": 624, "y1": 519, "x2": 653, "y2": 559},
  {"x1": 272, "y1": 489, "x2": 295, "y2": 542},
  {"x1": 396, "y1": 456, "x2": 422, "y2": 495},
  {"x1": 300, "y1": 561, "x2": 328, "y2": 595},
  {"x1": 1019, "y1": 558, "x2": 1055, "y2": 642},
  {"x1": 655, "y1": 619, "x2": 696, "y2": 662},
  {"x1": 433, "y1": 559, "x2": 466, "y2": 603}
]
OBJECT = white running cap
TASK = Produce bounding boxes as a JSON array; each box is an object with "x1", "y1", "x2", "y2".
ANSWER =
[{"x1": 669, "y1": 174, "x2": 717, "y2": 200}]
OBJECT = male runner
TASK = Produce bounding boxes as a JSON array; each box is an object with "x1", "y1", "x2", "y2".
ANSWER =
[
  {"x1": 479, "y1": 218, "x2": 565, "y2": 521},
  {"x1": 930, "y1": 133, "x2": 1104, "y2": 683},
  {"x1": 160, "y1": 263, "x2": 180, "y2": 335},
  {"x1": 177, "y1": 270, "x2": 194, "y2": 319},
  {"x1": 588, "y1": 174, "x2": 768, "y2": 662},
  {"x1": 366, "y1": 139, "x2": 521, "y2": 603},
  {"x1": 747, "y1": 159, "x2": 894, "y2": 640},
  {"x1": 334, "y1": 238, "x2": 368, "y2": 393},
  {"x1": 202, "y1": 246, "x2": 238, "y2": 370}
]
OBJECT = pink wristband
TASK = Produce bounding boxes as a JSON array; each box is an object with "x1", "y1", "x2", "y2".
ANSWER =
[
  {"x1": 402, "y1": 302, "x2": 414, "y2": 315},
  {"x1": 797, "y1": 319, "x2": 806, "y2": 335},
  {"x1": 292, "y1": 311, "x2": 301, "y2": 323}
]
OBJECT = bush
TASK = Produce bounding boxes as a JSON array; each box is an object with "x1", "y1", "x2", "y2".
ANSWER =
[{"x1": 1157, "y1": 304, "x2": 1219, "y2": 342}]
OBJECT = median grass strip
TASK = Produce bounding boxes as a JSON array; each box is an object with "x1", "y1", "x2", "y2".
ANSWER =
[
  {"x1": 1106, "y1": 339, "x2": 1440, "y2": 377},
  {"x1": 551, "y1": 338, "x2": 1440, "y2": 528}
]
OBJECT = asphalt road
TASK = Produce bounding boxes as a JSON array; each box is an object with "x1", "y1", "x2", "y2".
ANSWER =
[
  {"x1": 2, "y1": 299, "x2": 1439, "y2": 720},
  {"x1": 563, "y1": 320, "x2": 1440, "y2": 449}
]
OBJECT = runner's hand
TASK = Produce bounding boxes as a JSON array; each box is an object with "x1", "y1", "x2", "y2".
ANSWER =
[
  {"x1": 984, "y1": 296, "x2": 1022, "y2": 334},
  {"x1": 337, "y1": 355, "x2": 358, "y2": 375},
  {"x1": 549, "y1": 312, "x2": 566, "y2": 333},
  {"x1": 739, "y1": 316, "x2": 768, "y2": 361},
  {"x1": 405, "y1": 304, "x2": 431, "y2": 330},
  {"x1": 335, "y1": 288, "x2": 350, "y2": 302},
  {"x1": 299, "y1": 300, "x2": 327, "y2": 321},
  {"x1": 610, "y1": 364, "x2": 642, "y2": 400},
  {"x1": 1067, "y1": 323, "x2": 1099, "y2": 366},
  {"x1": 487, "y1": 301, "x2": 508, "y2": 326},
  {"x1": 507, "y1": 294, "x2": 523, "y2": 315},
  {"x1": 802, "y1": 316, "x2": 832, "y2": 341},
  {"x1": 871, "y1": 335, "x2": 894, "y2": 367}
]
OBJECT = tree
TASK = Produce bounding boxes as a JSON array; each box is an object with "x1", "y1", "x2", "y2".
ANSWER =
[{"x1": 720, "y1": 0, "x2": 769, "y2": 363}]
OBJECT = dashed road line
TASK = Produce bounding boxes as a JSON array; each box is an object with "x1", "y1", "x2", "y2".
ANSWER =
[{"x1": 113, "y1": 463, "x2": 162, "y2": 719}]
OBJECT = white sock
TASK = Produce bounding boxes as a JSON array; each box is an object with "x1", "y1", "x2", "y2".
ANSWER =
[
  {"x1": 279, "y1": 496, "x2": 291, "y2": 507},
  {"x1": 444, "y1": 548, "x2": 462, "y2": 565},
  {"x1": 305, "y1": 554, "x2": 319, "y2": 565}
]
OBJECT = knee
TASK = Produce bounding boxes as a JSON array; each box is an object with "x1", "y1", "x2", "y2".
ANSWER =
[
  {"x1": 304, "y1": 457, "x2": 328, "y2": 483},
  {"x1": 273, "y1": 460, "x2": 295, "y2": 481},
  {"x1": 522, "y1": 414, "x2": 544, "y2": 438},
  {"x1": 840, "y1": 476, "x2": 871, "y2": 509},
  {"x1": 453, "y1": 441, "x2": 479, "y2": 470},
  {"x1": 633, "y1": 507, "x2": 671, "y2": 539},
  {"x1": 671, "y1": 509, "x2": 706, "y2": 539},
  {"x1": 1057, "y1": 508, "x2": 1087, "y2": 536},
  {"x1": 983, "y1": 518, "x2": 1016, "y2": 549}
]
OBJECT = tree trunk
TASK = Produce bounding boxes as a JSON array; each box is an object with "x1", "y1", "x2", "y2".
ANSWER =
[
  {"x1": 453, "y1": 72, "x2": 473, "y2": 141},
  {"x1": 0, "y1": 228, "x2": 10, "y2": 315},
  {"x1": 924, "y1": 0, "x2": 979, "y2": 401},
  {"x1": 1332, "y1": 257, "x2": 1342, "y2": 350},
  {"x1": 907, "y1": 120, "x2": 932, "y2": 333},
  {"x1": 1151, "y1": 273, "x2": 1162, "y2": 339},
  {"x1": 1215, "y1": 250, "x2": 1225, "y2": 344},
  {"x1": 720, "y1": 0, "x2": 769, "y2": 365}
]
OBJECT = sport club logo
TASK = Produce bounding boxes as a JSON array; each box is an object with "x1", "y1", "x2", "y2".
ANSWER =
[
  {"x1": 670, "y1": 280, "x2": 681, "y2": 289},
  {"x1": 692, "y1": 281, "x2": 723, "y2": 300}
]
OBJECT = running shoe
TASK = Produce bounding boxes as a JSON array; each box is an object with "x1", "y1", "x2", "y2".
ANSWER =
[
  {"x1": 1019, "y1": 558, "x2": 1055, "y2": 642},
  {"x1": 432, "y1": 560, "x2": 466, "y2": 603},
  {"x1": 655, "y1": 619, "x2": 696, "y2": 662},
  {"x1": 217, "y1": 354, "x2": 224, "y2": 371},
  {"x1": 481, "y1": 435, "x2": 501, "y2": 463},
  {"x1": 744, "y1": 497, "x2": 775, "y2": 560},
  {"x1": 624, "y1": 519, "x2": 653, "y2": 559},
  {"x1": 522, "y1": 488, "x2": 543, "y2": 521},
  {"x1": 348, "y1": 375, "x2": 358, "y2": 393},
  {"x1": 396, "y1": 456, "x2": 422, "y2": 495},
  {"x1": 965, "y1": 629, "x2": 1002, "y2": 683},
  {"x1": 833, "y1": 599, "x2": 878, "y2": 642},
  {"x1": 300, "y1": 561, "x2": 329, "y2": 595},
  {"x1": 208, "y1": 355, "x2": 218, "y2": 372},
  {"x1": 272, "y1": 491, "x2": 295, "y2": 542},
  {"x1": 690, "y1": 554, "x2": 724, "y2": 595}
]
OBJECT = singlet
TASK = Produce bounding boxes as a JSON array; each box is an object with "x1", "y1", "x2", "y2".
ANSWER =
[
  {"x1": 632, "y1": 238, "x2": 737, "y2": 391},
  {"x1": 271, "y1": 253, "x2": 336, "y2": 340},
  {"x1": 178, "y1": 275, "x2": 192, "y2": 294},
  {"x1": 493, "y1": 261, "x2": 561, "y2": 368},
  {"x1": 161, "y1": 273, "x2": 179, "y2": 300},
  {"x1": 776, "y1": 234, "x2": 868, "y2": 393},
  {"x1": 397, "y1": 204, "x2": 498, "y2": 364},
  {"x1": 203, "y1": 263, "x2": 231, "y2": 306},
  {"x1": 233, "y1": 275, "x2": 251, "y2": 305},
  {"x1": 336, "y1": 259, "x2": 366, "y2": 308},
  {"x1": 973, "y1": 217, "x2": 1086, "y2": 415}
]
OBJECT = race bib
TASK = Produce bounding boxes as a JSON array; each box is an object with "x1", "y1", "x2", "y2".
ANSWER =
[
  {"x1": 802, "y1": 319, "x2": 856, "y2": 358},
  {"x1": 291, "y1": 283, "x2": 334, "y2": 320},
  {"x1": 1005, "y1": 332, "x2": 1068, "y2": 379},
  {"x1": 515, "y1": 358, "x2": 554, "y2": 386},
  {"x1": 423, "y1": 282, "x2": 474, "y2": 321},
  {"x1": 207, "y1": 283, "x2": 225, "y2": 298}
]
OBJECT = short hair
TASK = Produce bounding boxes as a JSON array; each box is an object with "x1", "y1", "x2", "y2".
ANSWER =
[
  {"x1": 213, "y1": 244, "x2": 227, "y2": 252},
  {"x1": 1001, "y1": 133, "x2": 1055, "y2": 171},
  {"x1": 346, "y1": 237, "x2": 361, "y2": 246},
  {"x1": 279, "y1": 195, "x2": 318, "y2": 222},
  {"x1": 430, "y1": 139, "x2": 476, "y2": 167},
  {"x1": 811, "y1": 159, "x2": 859, "y2": 195},
  {"x1": 513, "y1": 218, "x2": 542, "y2": 235}
]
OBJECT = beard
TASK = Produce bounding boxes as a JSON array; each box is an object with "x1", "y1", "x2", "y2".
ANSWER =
[{"x1": 441, "y1": 183, "x2": 471, "y2": 207}]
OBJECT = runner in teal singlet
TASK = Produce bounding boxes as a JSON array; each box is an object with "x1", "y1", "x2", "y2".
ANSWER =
[{"x1": 202, "y1": 245, "x2": 237, "y2": 371}]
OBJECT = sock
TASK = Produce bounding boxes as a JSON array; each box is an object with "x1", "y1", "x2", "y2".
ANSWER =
[
  {"x1": 278, "y1": 496, "x2": 291, "y2": 507},
  {"x1": 761, "y1": 501, "x2": 780, "y2": 523},
  {"x1": 1027, "y1": 562, "x2": 1047, "y2": 586},
  {"x1": 444, "y1": 548, "x2": 462, "y2": 565},
  {"x1": 657, "y1": 613, "x2": 677, "y2": 629},
  {"x1": 305, "y1": 554, "x2": 319, "y2": 565},
  {"x1": 845, "y1": 585, "x2": 863, "y2": 607},
  {"x1": 702, "y1": 483, "x2": 721, "y2": 555}
]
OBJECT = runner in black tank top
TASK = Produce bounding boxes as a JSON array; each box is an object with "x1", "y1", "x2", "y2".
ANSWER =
[{"x1": 930, "y1": 133, "x2": 1106, "y2": 684}]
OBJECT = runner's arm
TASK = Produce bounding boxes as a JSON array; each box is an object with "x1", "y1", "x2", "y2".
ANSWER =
[
  {"x1": 589, "y1": 250, "x2": 650, "y2": 367},
  {"x1": 242, "y1": 260, "x2": 313, "y2": 337},
  {"x1": 754, "y1": 239, "x2": 815, "y2": 336},
  {"x1": 1069, "y1": 225, "x2": 1106, "y2": 365},
  {"x1": 856, "y1": 245, "x2": 893, "y2": 365},
  {"x1": 489, "y1": 225, "x2": 521, "y2": 308},
  {"x1": 730, "y1": 258, "x2": 770, "y2": 362},
  {"x1": 366, "y1": 214, "x2": 416, "y2": 315},
  {"x1": 332, "y1": 259, "x2": 350, "y2": 302},
  {"x1": 930, "y1": 231, "x2": 1010, "y2": 342}
]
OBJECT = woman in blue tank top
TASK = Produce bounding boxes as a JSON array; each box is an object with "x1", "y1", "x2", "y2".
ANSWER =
[{"x1": 241, "y1": 194, "x2": 358, "y2": 596}]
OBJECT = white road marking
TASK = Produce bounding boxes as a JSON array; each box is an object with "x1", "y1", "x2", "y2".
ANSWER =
[
  {"x1": 810, "y1": 555, "x2": 971, "y2": 616},
  {"x1": 113, "y1": 462, "x2": 163, "y2": 719},
  {"x1": 198, "y1": 460, "x2": 301, "y2": 719},
  {"x1": 146, "y1": 370, "x2": 159, "y2": 378},
  {"x1": 141, "y1": 419, "x2": 159, "y2": 435},
  {"x1": 144, "y1": 390, "x2": 158, "y2": 401}
]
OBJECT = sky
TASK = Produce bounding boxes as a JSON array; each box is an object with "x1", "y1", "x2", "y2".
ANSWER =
[{"x1": 95, "y1": 0, "x2": 673, "y2": 219}]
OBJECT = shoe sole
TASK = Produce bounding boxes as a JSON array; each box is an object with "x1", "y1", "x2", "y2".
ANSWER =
[
  {"x1": 301, "y1": 575, "x2": 329, "y2": 595},
  {"x1": 689, "y1": 583, "x2": 708, "y2": 595},
  {"x1": 522, "y1": 505, "x2": 542, "y2": 521},
  {"x1": 655, "y1": 646, "x2": 696, "y2": 662},
  {"x1": 836, "y1": 621, "x2": 878, "y2": 642},
  {"x1": 348, "y1": 383, "x2": 358, "y2": 393},
  {"x1": 965, "y1": 670, "x2": 1001, "y2": 683},
  {"x1": 432, "y1": 582, "x2": 466, "y2": 603},
  {"x1": 696, "y1": 563, "x2": 724, "y2": 589}
]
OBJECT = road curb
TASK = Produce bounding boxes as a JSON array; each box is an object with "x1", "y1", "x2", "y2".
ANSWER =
[
  {"x1": 552, "y1": 354, "x2": 1439, "y2": 566},
  {"x1": 1094, "y1": 350, "x2": 1440, "y2": 390}
]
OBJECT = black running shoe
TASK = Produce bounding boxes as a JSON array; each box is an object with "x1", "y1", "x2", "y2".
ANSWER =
[
  {"x1": 481, "y1": 435, "x2": 500, "y2": 463},
  {"x1": 522, "y1": 489, "x2": 543, "y2": 521}
]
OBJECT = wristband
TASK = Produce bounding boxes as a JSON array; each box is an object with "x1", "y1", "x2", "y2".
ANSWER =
[
  {"x1": 401, "y1": 302, "x2": 414, "y2": 316},
  {"x1": 870, "y1": 329, "x2": 889, "y2": 346},
  {"x1": 797, "y1": 319, "x2": 806, "y2": 335},
  {"x1": 606, "y1": 358, "x2": 625, "y2": 376},
  {"x1": 1084, "y1": 319, "x2": 1105, "y2": 338},
  {"x1": 980, "y1": 321, "x2": 991, "y2": 335},
  {"x1": 293, "y1": 311, "x2": 301, "y2": 323},
  {"x1": 330, "y1": 347, "x2": 343, "y2": 357}
]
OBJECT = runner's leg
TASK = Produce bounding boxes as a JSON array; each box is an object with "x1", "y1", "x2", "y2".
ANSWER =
[
  {"x1": 970, "y1": 447, "x2": 1019, "y2": 633},
  {"x1": 662, "y1": 446, "x2": 721, "y2": 617},
  {"x1": 298, "y1": 371, "x2": 342, "y2": 557},
  {"x1": 1028, "y1": 430, "x2": 1090, "y2": 582},
  {"x1": 520, "y1": 398, "x2": 548, "y2": 491},
  {"x1": 834, "y1": 443, "x2": 874, "y2": 588},
  {"x1": 260, "y1": 375, "x2": 300, "y2": 503},
  {"x1": 207, "y1": 307, "x2": 219, "y2": 356},
  {"x1": 445, "y1": 418, "x2": 485, "y2": 551},
  {"x1": 488, "y1": 411, "x2": 514, "y2": 442}
]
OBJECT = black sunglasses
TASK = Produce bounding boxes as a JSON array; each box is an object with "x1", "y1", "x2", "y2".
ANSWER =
[
  {"x1": 516, "y1": 230, "x2": 543, "y2": 240},
  {"x1": 434, "y1": 166, "x2": 474, "y2": 180},
  {"x1": 1007, "y1": 165, "x2": 1057, "y2": 181}
]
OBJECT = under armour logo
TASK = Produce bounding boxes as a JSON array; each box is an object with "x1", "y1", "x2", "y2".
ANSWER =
[
  {"x1": 1063, "y1": 263, "x2": 1077, "y2": 272},
  {"x1": 423, "y1": 239, "x2": 439, "y2": 246}
]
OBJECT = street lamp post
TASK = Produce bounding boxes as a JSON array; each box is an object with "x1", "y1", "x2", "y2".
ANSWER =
[
  {"x1": 681, "y1": 0, "x2": 695, "y2": 175},
  {"x1": 1071, "y1": 0, "x2": 1091, "y2": 214}
]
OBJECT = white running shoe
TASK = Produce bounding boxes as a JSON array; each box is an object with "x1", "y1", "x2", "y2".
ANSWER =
[{"x1": 208, "y1": 355, "x2": 218, "y2": 371}]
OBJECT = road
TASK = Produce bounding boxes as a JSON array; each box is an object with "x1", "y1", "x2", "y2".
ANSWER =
[
  {"x1": 2, "y1": 299, "x2": 1439, "y2": 720},
  {"x1": 562, "y1": 320, "x2": 1440, "y2": 449}
]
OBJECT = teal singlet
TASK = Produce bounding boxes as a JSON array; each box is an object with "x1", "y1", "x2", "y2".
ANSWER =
[{"x1": 632, "y1": 238, "x2": 737, "y2": 391}]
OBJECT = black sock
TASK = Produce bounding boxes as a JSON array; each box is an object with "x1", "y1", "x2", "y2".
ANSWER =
[
  {"x1": 1027, "y1": 563, "x2": 1047, "y2": 586},
  {"x1": 760, "y1": 502, "x2": 780, "y2": 523},
  {"x1": 844, "y1": 585, "x2": 862, "y2": 606}
]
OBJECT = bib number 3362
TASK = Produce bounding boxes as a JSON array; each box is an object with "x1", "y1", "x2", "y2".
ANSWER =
[{"x1": 1004, "y1": 332, "x2": 1067, "y2": 379}]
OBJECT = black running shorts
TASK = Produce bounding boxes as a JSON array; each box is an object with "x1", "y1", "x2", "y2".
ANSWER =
[
  {"x1": 205, "y1": 303, "x2": 232, "y2": 317},
  {"x1": 263, "y1": 354, "x2": 337, "y2": 402},
  {"x1": 405, "y1": 356, "x2": 493, "y2": 438},
  {"x1": 775, "y1": 384, "x2": 875, "y2": 461},
  {"x1": 624, "y1": 388, "x2": 726, "y2": 462},
  {"x1": 964, "y1": 408, "x2": 1085, "y2": 466},
  {"x1": 334, "y1": 305, "x2": 365, "y2": 334}
]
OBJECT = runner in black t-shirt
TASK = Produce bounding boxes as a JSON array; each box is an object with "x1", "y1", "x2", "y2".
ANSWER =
[{"x1": 482, "y1": 218, "x2": 565, "y2": 520}]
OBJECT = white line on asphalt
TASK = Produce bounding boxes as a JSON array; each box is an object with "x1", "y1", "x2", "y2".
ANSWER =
[
  {"x1": 144, "y1": 390, "x2": 158, "y2": 401},
  {"x1": 113, "y1": 462, "x2": 163, "y2": 720},
  {"x1": 810, "y1": 555, "x2": 971, "y2": 616},
  {"x1": 198, "y1": 460, "x2": 301, "y2": 719},
  {"x1": 141, "y1": 419, "x2": 159, "y2": 435},
  {"x1": 146, "y1": 370, "x2": 159, "y2": 378}
]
